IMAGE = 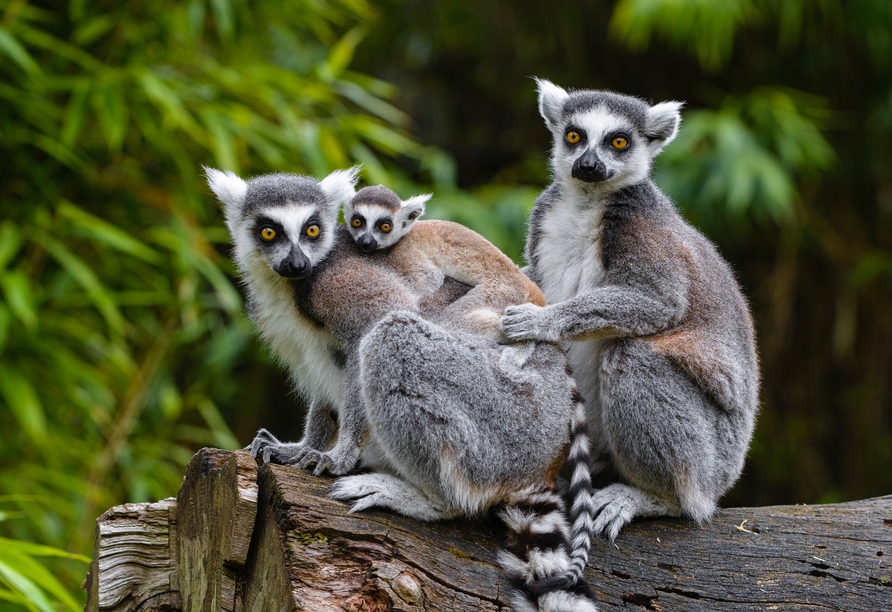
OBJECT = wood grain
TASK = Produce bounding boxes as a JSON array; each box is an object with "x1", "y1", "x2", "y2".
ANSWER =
[{"x1": 84, "y1": 449, "x2": 892, "y2": 611}]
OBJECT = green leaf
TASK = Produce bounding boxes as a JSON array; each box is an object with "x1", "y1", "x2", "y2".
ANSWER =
[
  {"x1": 0, "y1": 222, "x2": 23, "y2": 271},
  {"x1": 0, "y1": 366, "x2": 47, "y2": 443},
  {"x1": 57, "y1": 201, "x2": 162, "y2": 264},
  {"x1": 0, "y1": 28, "x2": 43, "y2": 78},
  {"x1": 43, "y1": 238, "x2": 125, "y2": 335},
  {"x1": 0, "y1": 559, "x2": 54, "y2": 612},
  {"x1": 0, "y1": 548, "x2": 84, "y2": 611},
  {"x1": 0, "y1": 270, "x2": 38, "y2": 329},
  {"x1": 321, "y1": 25, "x2": 368, "y2": 79}
]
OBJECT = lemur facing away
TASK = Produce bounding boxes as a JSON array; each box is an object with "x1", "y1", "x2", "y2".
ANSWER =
[
  {"x1": 501, "y1": 80, "x2": 760, "y2": 541},
  {"x1": 207, "y1": 169, "x2": 599, "y2": 612}
]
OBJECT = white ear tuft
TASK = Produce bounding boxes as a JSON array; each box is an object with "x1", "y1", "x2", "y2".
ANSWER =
[
  {"x1": 320, "y1": 165, "x2": 361, "y2": 206},
  {"x1": 204, "y1": 166, "x2": 247, "y2": 210},
  {"x1": 535, "y1": 77, "x2": 569, "y2": 132},
  {"x1": 401, "y1": 193, "x2": 430, "y2": 221},
  {"x1": 645, "y1": 101, "x2": 684, "y2": 154}
]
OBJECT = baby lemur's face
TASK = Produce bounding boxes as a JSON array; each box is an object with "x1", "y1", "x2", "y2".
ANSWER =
[
  {"x1": 536, "y1": 79, "x2": 683, "y2": 195},
  {"x1": 207, "y1": 168, "x2": 358, "y2": 279},
  {"x1": 344, "y1": 186, "x2": 429, "y2": 252}
]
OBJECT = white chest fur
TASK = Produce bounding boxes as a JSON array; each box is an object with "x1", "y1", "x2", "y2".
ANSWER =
[
  {"x1": 242, "y1": 254, "x2": 344, "y2": 407},
  {"x1": 534, "y1": 197, "x2": 606, "y2": 304}
]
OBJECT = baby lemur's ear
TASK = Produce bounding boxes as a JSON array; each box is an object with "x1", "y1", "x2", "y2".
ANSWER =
[
  {"x1": 535, "y1": 77, "x2": 569, "y2": 133},
  {"x1": 320, "y1": 165, "x2": 361, "y2": 209},
  {"x1": 644, "y1": 101, "x2": 684, "y2": 156},
  {"x1": 205, "y1": 167, "x2": 247, "y2": 219},
  {"x1": 400, "y1": 193, "x2": 430, "y2": 222}
]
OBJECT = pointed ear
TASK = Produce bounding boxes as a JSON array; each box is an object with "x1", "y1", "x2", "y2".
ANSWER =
[
  {"x1": 320, "y1": 165, "x2": 360, "y2": 209},
  {"x1": 401, "y1": 193, "x2": 430, "y2": 222},
  {"x1": 645, "y1": 101, "x2": 683, "y2": 155},
  {"x1": 205, "y1": 167, "x2": 247, "y2": 217},
  {"x1": 535, "y1": 78, "x2": 569, "y2": 132}
]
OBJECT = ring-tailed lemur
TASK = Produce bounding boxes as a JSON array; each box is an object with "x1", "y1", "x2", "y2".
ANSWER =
[
  {"x1": 344, "y1": 184, "x2": 544, "y2": 342},
  {"x1": 206, "y1": 169, "x2": 598, "y2": 611},
  {"x1": 501, "y1": 80, "x2": 760, "y2": 541}
]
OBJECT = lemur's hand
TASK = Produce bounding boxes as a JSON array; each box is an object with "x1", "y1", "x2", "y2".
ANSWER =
[
  {"x1": 297, "y1": 446, "x2": 359, "y2": 477},
  {"x1": 248, "y1": 428, "x2": 313, "y2": 465},
  {"x1": 501, "y1": 303, "x2": 559, "y2": 342}
]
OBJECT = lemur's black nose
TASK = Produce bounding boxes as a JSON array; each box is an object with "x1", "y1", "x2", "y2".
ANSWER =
[
  {"x1": 572, "y1": 150, "x2": 610, "y2": 183},
  {"x1": 358, "y1": 235, "x2": 378, "y2": 252},
  {"x1": 277, "y1": 246, "x2": 311, "y2": 279}
]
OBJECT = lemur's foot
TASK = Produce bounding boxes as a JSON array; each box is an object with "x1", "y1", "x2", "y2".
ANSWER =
[{"x1": 590, "y1": 483, "x2": 678, "y2": 541}]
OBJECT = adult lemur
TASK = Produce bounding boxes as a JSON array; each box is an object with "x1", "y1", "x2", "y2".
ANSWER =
[
  {"x1": 207, "y1": 169, "x2": 599, "y2": 611},
  {"x1": 501, "y1": 80, "x2": 760, "y2": 540}
]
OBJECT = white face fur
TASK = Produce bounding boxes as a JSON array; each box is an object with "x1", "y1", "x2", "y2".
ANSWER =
[
  {"x1": 206, "y1": 167, "x2": 359, "y2": 279},
  {"x1": 344, "y1": 193, "x2": 430, "y2": 252},
  {"x1": 536, "y1": 79, "x2": 683, "y2": 198}
]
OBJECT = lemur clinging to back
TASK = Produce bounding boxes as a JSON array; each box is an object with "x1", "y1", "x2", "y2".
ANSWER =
[
  {"x1": 501, "y1": 80, "x2": 760, "y2": 540},
  {"x1": 207, "y1": 169, "x2": 599, "y2": 612}
]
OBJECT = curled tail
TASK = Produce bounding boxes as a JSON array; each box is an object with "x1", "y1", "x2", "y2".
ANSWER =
[{"x1": 497, "y1": 389, "x2": 598, "y2": 612}]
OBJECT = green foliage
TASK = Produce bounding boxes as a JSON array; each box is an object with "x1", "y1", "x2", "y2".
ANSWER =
[{"x1": 656, "y1": 88, "x2": 834, "y2": 224}]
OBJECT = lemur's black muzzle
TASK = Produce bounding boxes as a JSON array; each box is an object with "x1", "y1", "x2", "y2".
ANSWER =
[
  {"x1": 572, "y1": 149, "x2": 611, "y2": 183},
  {"x1": 357, "y1": 235, "x2": 378, "y2": 252},
  {"x1": 276, "y1": 245, "x2": 311, "y2": 279}
]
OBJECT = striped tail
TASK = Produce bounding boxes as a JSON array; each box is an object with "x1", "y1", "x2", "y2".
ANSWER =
[{"x1": 497, "y1": 388, "x2": 598, "y2": 612}]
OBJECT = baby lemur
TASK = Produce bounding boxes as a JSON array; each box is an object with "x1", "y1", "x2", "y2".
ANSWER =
[
  {"x1": 207, "y1": 169, "x2": 598, "y2": 611},
  {"x1": 502, "y1": 80, "x2": 760, "y2": 540}
]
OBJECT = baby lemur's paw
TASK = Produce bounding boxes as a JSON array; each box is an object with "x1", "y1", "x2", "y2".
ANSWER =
[
  {"x1": 247, "y1": 429, "x2": 313, "y2": 466},
  {"x1": 500, "y1": 303, "x2": 558, "y2": 342},
  {"x1": 297, "y1": 449, "x2": 357, "y2": 476}
]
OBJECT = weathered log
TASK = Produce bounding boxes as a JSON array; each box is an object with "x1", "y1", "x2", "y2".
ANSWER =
[{"x1": 84, "y1": 448, "x2": 892, "y2": 611}]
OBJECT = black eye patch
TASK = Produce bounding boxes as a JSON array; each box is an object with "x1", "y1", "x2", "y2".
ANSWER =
[{"x1": 254, "y1": 218, "x2": 284, "y2": 245}]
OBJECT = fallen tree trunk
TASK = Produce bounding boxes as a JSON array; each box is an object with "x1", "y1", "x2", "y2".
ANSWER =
[{"x1": 84, "y1": 448, "x2": 892, "y2": 611}]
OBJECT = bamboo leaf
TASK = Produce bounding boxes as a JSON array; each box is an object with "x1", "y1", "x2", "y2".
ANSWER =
[
  {"x1": 0, "y1": 366, "x2": 47, "y2": 444},
  {"x1": 321, "y1": 25, "x2": 367, "y2": 79},
  {"x1": 0, "y1": 270, "x2": 38, "y2": 329},
  {"x1": 0, "y1": 27, "x2": 43, "y2": 78},
  {"x1": 0, "y1": 222, "x2": 23, "y2": 271},
  {"x1": 43, "y1": 238, "x2": 125, "y2": 335},
  {"x1": 0, "y1": 559, "x2": 52, "y2": 612},
  {"x1": 57, "y1": 201, "x2": 162, "y2": 264},
  {"x1": 0, "y1": 548, "x2": 83, "y2": 611}
]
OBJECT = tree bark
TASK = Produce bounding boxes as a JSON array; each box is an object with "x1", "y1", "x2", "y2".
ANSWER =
[{"x1": 84, "y1": 448, "x2": 892, "y2": 611}]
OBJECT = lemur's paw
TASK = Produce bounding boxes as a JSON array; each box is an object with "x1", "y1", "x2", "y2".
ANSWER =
[
  {"x1": 500, "y1": 303, "x2": 556, "y2": 342},
  {"x1": 329, "y1": 474, "x2": 384, "y2": 501},
  {"x1": 297, "y1": 449, "x2": 356, "y2": 476},
  {"x1": 329, "y1": 475, "x2": 392, "y2": 514},
  {"x1": 590, "y1": 484, "x2": 637, "y2": 541},
  {"x1": 247, "y1": 429, "x2": 281, "y2": 461},
  {"x1": 247, "y1": 430, "x2": 314, "y2": 465}
]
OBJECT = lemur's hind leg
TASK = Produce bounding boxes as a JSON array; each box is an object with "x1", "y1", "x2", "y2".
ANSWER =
[
  {"x1": 330, "y1": 473, "x2": 460, "y2": 521},
  {"x1": 596, "y1": 338, "x2": 724, "y2": 538}
]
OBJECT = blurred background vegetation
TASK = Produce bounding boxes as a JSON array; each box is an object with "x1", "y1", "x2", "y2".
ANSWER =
[{"x1": 1, "y1": 0, "x2": 890, "y2": 608}]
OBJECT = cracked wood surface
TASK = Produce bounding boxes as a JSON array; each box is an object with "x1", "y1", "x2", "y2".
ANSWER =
[{"x1": 85, "y1": 448, "x2": 892, "y2": 611}]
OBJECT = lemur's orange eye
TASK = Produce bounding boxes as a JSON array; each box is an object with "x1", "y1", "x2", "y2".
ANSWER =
[
  {"x1": 305, "y1": 224, "x2": 320, "y2": 238},
  {"x1": 612, "y1": 137, "x2": 629, "y2": 149},
  {"x1": 566, "y1": 131, "x2": 581, "y2": 144},
  {"x1": 260, "y1": 227, "x2": 276, "y2": 241},
  {"x1": 351, "y1": 218, "x2": 362, "y2": 228},
  {"x1": 380, "y1": 223, "x2": 392, "y2": 233}
]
